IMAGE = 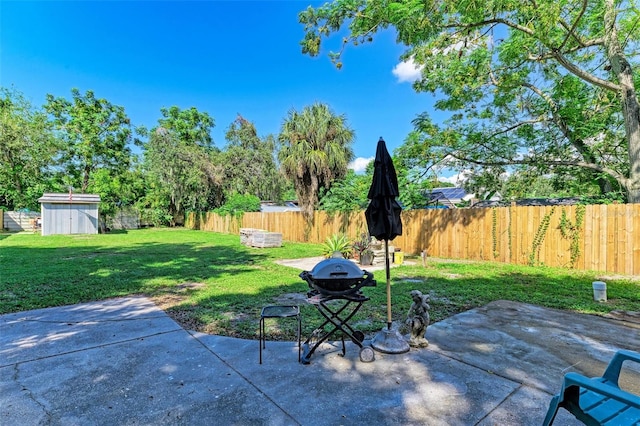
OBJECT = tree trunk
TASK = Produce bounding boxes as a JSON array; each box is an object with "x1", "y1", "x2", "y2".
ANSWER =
[
  {"x1": 604, "y1": 0, "x2": 640, "y2": 203},
  {"x1": 82, "y1": 164, "x2": 91, "y2": 193}
]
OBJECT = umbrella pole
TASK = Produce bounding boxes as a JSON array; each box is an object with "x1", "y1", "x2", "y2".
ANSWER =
[
  {"x1": 385, "y1": 239, "x2": 392, "y2": 330},
  {"x1": 370, "y1": 238, "x2": 410, "y2": 354}
]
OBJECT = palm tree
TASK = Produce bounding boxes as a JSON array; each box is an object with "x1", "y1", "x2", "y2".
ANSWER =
[{"x1": 278, "y1": 103, "x2": 355, "y2": 226}]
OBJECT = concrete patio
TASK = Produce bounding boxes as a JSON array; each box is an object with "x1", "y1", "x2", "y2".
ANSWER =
[{"x1": 2, "y1": 295, "x2": 639, "y2": 425}]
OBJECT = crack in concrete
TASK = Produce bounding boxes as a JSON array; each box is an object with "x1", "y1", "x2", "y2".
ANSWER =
[
  {"x1": 0, "y1": 329, "x2": 183, "y2": 368},
  {"x1": 13, "y1": 362, "x2": 53, "y2": 424}
]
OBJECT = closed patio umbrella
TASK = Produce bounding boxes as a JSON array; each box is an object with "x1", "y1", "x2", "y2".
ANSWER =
[{"x1": 365, "y1": 138, "x2": 409, "y2": 354}]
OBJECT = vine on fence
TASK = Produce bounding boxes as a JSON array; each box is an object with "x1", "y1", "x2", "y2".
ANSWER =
[
  {"x1": 559, "y1": 205, "x2": 586, "y2": 268},
  {"x1": 492, "y1": 208, "x2": 499, "y2": 258},
  {"x1": 507, "y1": 205, "x2": 513, "y2": 262},
  {"x1": 528, "y1": 207, "x2": 556, "y2": 266}
]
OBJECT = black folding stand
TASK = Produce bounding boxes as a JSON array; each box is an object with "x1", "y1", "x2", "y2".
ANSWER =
[{"x1": 301, "y1": 292, "x2": 375, "y2": 364}]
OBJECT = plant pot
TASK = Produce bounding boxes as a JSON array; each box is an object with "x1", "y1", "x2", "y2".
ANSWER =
[{"x1": 360, "y1": 252, "x2": 374, "y2": 266}]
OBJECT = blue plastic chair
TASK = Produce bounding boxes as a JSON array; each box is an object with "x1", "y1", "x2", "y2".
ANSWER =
[{"x1": 543, "y1": 349, "x2": 640, "y2": 425}]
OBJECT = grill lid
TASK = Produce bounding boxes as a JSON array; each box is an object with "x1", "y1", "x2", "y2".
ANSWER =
[
  {"x1": 306, "y1": 253, "x2": 365, "y2": 280},
  {"x1": 300, "y1": 252, "x2": 375, "y2": 297}
]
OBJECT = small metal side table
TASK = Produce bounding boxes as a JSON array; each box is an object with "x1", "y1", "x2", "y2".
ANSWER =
[{"x1": 259, "y1": 305, "x2": 301, "y2": 364}]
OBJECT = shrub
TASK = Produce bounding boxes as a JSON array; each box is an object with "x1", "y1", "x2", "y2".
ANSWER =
[
  {"x1": 321, "y1": 233, "x2": 353, "y2": 258},
  {"x1": 214, "y1": 193, "x2": 261, "y2": 217},
  {"x1": 351, "y1": 231, "x2": 371, "y2": 255}
]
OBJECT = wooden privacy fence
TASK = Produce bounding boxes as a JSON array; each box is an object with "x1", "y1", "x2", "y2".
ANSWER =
[
  {"x1": 2, "y1": 210, "x2": 39, "y2": 232},
  {"x1": 187, "y1": 203, "x2": 640, "y2": 275}
]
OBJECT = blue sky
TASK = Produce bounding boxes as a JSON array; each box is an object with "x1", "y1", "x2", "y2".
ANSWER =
[{"x1": 1, "y1": 0, "x2": 443, "y2": 173}]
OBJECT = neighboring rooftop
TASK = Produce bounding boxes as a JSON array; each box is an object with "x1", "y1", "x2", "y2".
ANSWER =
[
  {"x1": 471, "y1": 197, "x2": 584, "y2": 208},
  {"x1": 424, "y1": 187, "x2": 470, "y2": 208},
  {"x1": 260, "y1": 200, "x2": 301, "y2": 213},
  {"x1": 424, "y1": 187, "x2": 502, "y2": 208}
]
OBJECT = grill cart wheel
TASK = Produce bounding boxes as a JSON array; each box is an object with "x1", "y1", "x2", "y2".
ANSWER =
[{"x1": 360, "y1": 347, "x2": 375, "y2": 363}]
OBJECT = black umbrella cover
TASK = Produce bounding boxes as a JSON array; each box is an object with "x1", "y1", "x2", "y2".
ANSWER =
[{"x1": 365, "y1": 138, "x2": 403, "y2": 241}]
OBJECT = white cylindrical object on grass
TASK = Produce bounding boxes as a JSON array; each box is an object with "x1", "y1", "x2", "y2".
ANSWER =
[{"x1": 592, "y1": 281, "x2": 607, "y2": 302}]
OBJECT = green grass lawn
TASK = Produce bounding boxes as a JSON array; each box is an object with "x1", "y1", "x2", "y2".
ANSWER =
[{"x1": 1, "y1": 228, "x2": 638, "y2": 340}]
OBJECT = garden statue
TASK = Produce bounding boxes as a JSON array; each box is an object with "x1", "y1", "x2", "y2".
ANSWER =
[{"x1": 405, "y1": 289, "x2": 430, "y2": 347}]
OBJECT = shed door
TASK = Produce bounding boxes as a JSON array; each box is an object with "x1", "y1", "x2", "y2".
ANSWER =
[
  {"x1": 75, "y1": 204, "x2": 98, "y2": 234},
  {"x1": 42, "y1": 203, "x2": 98, "y2": 235}
]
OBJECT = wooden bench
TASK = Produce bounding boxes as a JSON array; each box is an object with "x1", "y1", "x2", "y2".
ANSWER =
[{"x1": 543, "y1": 349, "x2": 640, "y2": 425}]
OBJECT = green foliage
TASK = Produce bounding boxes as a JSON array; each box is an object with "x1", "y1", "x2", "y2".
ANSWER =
[
  {"x1": 142, "y1": 107, "x2": 224, "y2": 225},
  {"x1": 318, "y1": 153, "x2": 433, "y2": 213},
  {"x1": 507, "y1": 205, "x2": 513, "y2": 261},
  {"x1": 222, "y1": 115, "x2": 285, "y2": 201},
  {"x1": 491, "y1": 208, "x2": 498, "y2": 259},
  {"x1": 318, "y1": 170, "x2": 370, "y2": 213},
  {"x1": 559, "y1": 205, "x2": 586, "y2": 268},
  {"x1": 321, "y1": 233, "x2": 353, "y2": 258},
  {"x1": 529, "y1": 208, "x2": 556, "y2": 266},
  {"x1": 278, "y1": 103, "x2": 355, "y2": 224},
  {"x1": 395, "y1": 156, "x2": 438, "y2": 209},
  {"x1": 214, "y1": 193, "x2": 261, "y2": 217},
  {"x1": 45, "y1": 88, "x2": 139, "y2": 193},
  {"x1": 88, "y1": 166, "x2": 146, "y2": 225},
  {"x1": 577, "y1": 193, "x2": 626, "y2": 205},
  {"x1": 0, "y1": 87, "x2": 58, "y2": 210},
  {"x1": 141, "y1": 206, "x2": 174, "y2": 227},
  {"x1": 299, "y1": 0, "x2": 640, "y2": 202},
  {"x1": 351, "y1": 231, "x2": 372, "y2": 256},
  {"x1": 157, "y1": 105, "x2": 215, "y2": 150}
]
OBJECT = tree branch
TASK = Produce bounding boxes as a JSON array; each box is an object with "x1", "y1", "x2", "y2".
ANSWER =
[
  {"x1": 528, "y1": 38, "x2": 605, "y2": 61},
  {"x1": 521, "y1": 82, "x2": 600, "y2": 163},
  {"x1": 332, "y1": 22, "x2": 380, "y2": 63},
  {"x1": 444, "y1": 18, "x2": 535, "y2": 37},
  {"x1": 552, "y1": 50, "x2": 622, "y2": 91},
  {"x1": 558, "y1": 0, "x2": 589, "y2": 49},
  {"x1": 446, "y1": 151, "x2": 625, "y2": 181},
  {"x1": 488, "y1": 118, "x2": 546, "y2": 139}
]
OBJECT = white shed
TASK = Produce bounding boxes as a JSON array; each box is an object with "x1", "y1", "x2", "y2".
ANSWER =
[{"x1": 38, "y1": 193, "x2": 101, "y2": 235}]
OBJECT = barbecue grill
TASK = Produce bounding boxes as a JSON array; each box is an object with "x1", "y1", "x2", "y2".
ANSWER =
[
  {"x1": 299, "y1": 253, "x2": 377, "y2": 364},
  {"x1": 299, "y1": 254, "x2": 376, "y2": 296}
]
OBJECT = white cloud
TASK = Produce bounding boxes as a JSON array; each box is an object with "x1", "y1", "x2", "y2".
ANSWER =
[
  {"x1": 439, "y1": 171, "x2": 469, "y2": 186},
  {"x1": 349, "y1": 157, "x2": 373, "y2": 173},
  {"x1": 392, "y1": 57, "x2": 423, "y2": 83}
]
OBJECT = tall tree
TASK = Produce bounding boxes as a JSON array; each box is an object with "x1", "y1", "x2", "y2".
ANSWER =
[
  {"x1": 222, "y1": 114, "x2": 286, "y2": 201},
  {"x1": 143, "y1": 107, "x2": 222, "y2": 225},
  {"x1": 319, "y1": 169, "x2": 371, "y2": 213},
  {"x1": 278, "y1": 103, "x2": 355, "y2": 223},
  {"x1": 0, "y1": 87, "x2": 59, "y2": 210},
  {"x1": 318, "y1": 158, "x2": 431, "y2": 212},
  {"x1": 89, "y1": 164, "x2": 147, "y2": 228},
  {"x1": 45, "y1": 88, "x2": 137, "y2": 193},
  {"x1": 157, "y1": 105, "x2": 215, "y2": 149},
  {"x1": 299, "y1": 0, "x2": 640, "y2": 202}
]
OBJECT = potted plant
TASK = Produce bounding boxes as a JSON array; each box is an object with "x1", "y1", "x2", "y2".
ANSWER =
[
  {"x1": 321, "y1": 233, "x2": 353, "y2": 259},
  {"x1": 352, "y1": 232, "x2": 374, "y2": 265},
  {"x1": 359, "y1": 248, "x2": 374, "y2": 266}
]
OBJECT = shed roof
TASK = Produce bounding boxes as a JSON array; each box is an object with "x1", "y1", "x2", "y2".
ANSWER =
[{"x1": 38, "y1": 193, "x2": 101, "y2": 204}]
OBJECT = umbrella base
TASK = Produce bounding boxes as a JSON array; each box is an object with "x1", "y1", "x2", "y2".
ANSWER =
[{"x1": 371, "y1": 323, "x2": 410, "y2": 354}]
